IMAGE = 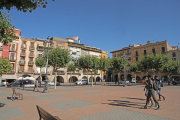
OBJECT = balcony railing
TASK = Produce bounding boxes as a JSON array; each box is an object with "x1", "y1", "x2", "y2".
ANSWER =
[
  {"x1": 29, "y1": 53, "x2": 34, "y2": 57},
  {"x1": 7, "y1": 69, "x2": 15, "y2": 73},
  {"x1": 21, "y1": 44, "x2": 26, "y2": 49},
  {"x1": 52, "y1": 71, "x2": 65, "y2": 75},
  {"x1": 28, "y1": 70, "x2": 34, "y2": 73},
  {"x1": 9, "y1": 57, "x2": 16, "y2": 61},
  {"x1": 135, "y1": 54, "x2": 139, "y2": 56},
  {"x1": 9, "y1": 48, "x2": 16, "y2": 52},
  {"x1": 37, "y1": 47, "x2": 44, "y2": 51},
  {"x1": 28, "y1": 61, "x2": 34, "y2": 65},
  {"x1": 20, "y1": 52, "x2": 26, "y2": 56},
  {"x1": 29, "y1": 46, "x2": 35, "y2": 50},
  {"x1": 34, "y1": 71, "x2": 51, "y2": 74},
  {"x1": 161, "y1": 50, "x2": 166, "y2": 53},
  {"x1": 0, "y1": 46, "x2": 3, "y2": 51},
  {"x1": 19, "y1": 60, "x2": 26, "y2": 64},
  {"x1": 126, "y1": 52, "x2": 131, "y2": 55}
]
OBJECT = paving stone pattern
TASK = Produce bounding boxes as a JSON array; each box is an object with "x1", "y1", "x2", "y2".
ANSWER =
[
  {"x1": 58, "y1": 89, "x2": 77, "y2": 92},
  {"x1": 33, "y1": 94, "x2": 66, "y2": 100},
  {"x1": 84, "y1": 92, "x2": 100, "y2": 94},
  {"x1": 0, "y1": 106, "x2": 25, "y2": 120},
  {"x1": 0, "y1": 92, "x2": 11, "y2": 96},
  {"x1": 79, "y1": 108, "x2": 173, "y2": 120},
  {"x1": 47, "y1": 99, "x2": 97, "y2": 110},
  {"x1": 0, "y1": 98, "x2": 14, "y2": 103}
]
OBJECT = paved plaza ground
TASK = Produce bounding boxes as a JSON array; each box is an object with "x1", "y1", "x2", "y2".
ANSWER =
[{"x1": 0, "y1": 82, "x2": 180, "y2": 120}]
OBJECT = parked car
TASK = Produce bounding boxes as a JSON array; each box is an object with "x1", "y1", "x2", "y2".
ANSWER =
[
  {"x1": 7, "y1": 81, "x2": 25, "y2": 87},
  {"x1": 172, "y1": 79, "x2": 180, "y2": 85},
  {"x1": 1, "y1": 79, "x2": 6, "y2": 86},
  {"x1": 48, "y1": 81, "x2": 60, "y2": 86},
  {"x1": 140, "y1": 79, "x2": 146, "y2": 83},
  {"x1": 75, "y1": 79, "x2": 88, "y2": 85},
  {"x1": 119, "y1": 79, "x2": 129, "y2": 84},
  {"x1": 131, "y1": 78, "x2": 136, "y2": 83}
]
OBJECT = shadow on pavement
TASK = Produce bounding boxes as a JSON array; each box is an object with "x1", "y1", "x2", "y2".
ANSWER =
[
  {"x1": 102, "y1": 99, "x2": 144, "y2": 109},
  {"x1": 0, "y1": 103, "x2": 5, "y2": 107},
  {"x1": 121, "y1": 97, "x2": 146, "y2": 101}
]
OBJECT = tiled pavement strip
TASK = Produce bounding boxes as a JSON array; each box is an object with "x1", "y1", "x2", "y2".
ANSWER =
[{"x1": 0, "y1": 83, "x2": 179, "y2": 120}]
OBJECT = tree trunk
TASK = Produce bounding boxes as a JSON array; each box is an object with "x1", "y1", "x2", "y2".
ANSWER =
[
  {"x1": 94, "y1": 74, "x2": 96, "y2": 85},
  {"x1": 91, "y1": 70, "x2": 93, "y2": 87},
  {"x1": 54, "y1": 70, "x2": 57, "y2": 89},
  {"x1": 135, "y1": 73, "x2": 136, "y2": 84},
  {"x1": 40, "y1": 68, "x2": 42, "y2": 87},
  {"x1": 118, "y1": 72, "x2": 120, "y2": 86},
  {"x1": 70, "y1": 71, "x2": 72, "y2": 86},
  {"x1": 101, "y1": 71, "x2": 103, "y2": 82},
  {"x1": 168, "y1": 74, "x2": 170, "y2": 85}
]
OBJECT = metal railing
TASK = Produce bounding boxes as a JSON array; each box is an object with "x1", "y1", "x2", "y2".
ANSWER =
[
  {"x1": 20, "y1": 52, "x2": 26, "y2": 56},
  {"x1": 9, "y1": 57, "x2": 16, "y2": 61},
  {"x1": 29, "y1": 53, "x2": 34, "y2": 57},
  {"x1": 19, "y1": 60, "x2": 26, "y2": 64},
  {"x1": 28, "y1": 61, "x2": 34, "y2": 65}
]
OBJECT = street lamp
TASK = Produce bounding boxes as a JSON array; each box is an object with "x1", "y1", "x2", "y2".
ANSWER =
[
  {"x1": 121, "y1": 53, "x2": 128, "y2": 87},
  {"x1": 43, "y1": 36, "x2": 54, "y2": 93}
]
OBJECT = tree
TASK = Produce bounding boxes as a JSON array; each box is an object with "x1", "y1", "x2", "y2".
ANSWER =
[
  {"x1": 68, "y1": 63, "x2": 76, "y2": 86},
  {"x1": 0, "y1": 0, "x2": 55, "y2": 12},
  {"x1": 99, "y1": 57, "x2": 111, "y2": 82},
  {"x1": 0, "y1": 12, "x2": 15, "y2": 46},
  {"x1": 110, "y1": 57, "x2": 127, "y2": 85},
  {"x1": 160, "y1": 59, "x2": 179, "y2": 85},
  {"x1": 46, "y1": 48, "x2": 70, "y2": 89},
  {"x1": 0, "y1": 57, "x2": 12, "y2": 84},
  {"x1": 129, "y1": 63, "x2": 140, "y2": 83},
  {"x1": 35, "y1": 57, "x2": 46, "y2": 86},
  {"x1": 91, "y1": 56, "x2": 100, "y2": 85}
]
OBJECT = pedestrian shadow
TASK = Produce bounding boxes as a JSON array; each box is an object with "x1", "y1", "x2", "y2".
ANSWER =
[
  {"x1": 121, "y1": 97, "x2": 146, "y2": 101},
  {"x1": 102, "y1": 99, "x2": 144, "y2": 109},
  {"x1": 7, "y1": 96, "x2": 18, "y2": 100},
  {"x1": 0, "y1": 103, "x2": 5, "y2": 107}
]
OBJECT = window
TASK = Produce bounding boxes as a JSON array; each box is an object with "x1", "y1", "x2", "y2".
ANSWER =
[
  {"x1": 127, "y1": 50, "x2": 130, "y2": 54},
  {"x1": 29, "y1": 58, "x2": 33, "y2": 61},
  {"x1": 38, "y1": 53, "x2": 42, "y2": 57},
  {"x1": 19, "y1": 65, "x2": 24, "y2": 71},
  {"x1": 21, "y1": 57, "x2": 25, "y2": 60},
  {"x1": 144, "y1": 50, "x2": 146, "y2": 55},
  {"x1": 172, "y1": 58, "x2": 176, "y2": 61},
  {"x1": 28, "y1": 66, "x2": 33, "y2": 72},
  {"x1": 10, "y1": 53, "x2": 15, "y2": 60},
  {"x1": 30, "y1": 42, "x2": 34, "y2": 48},
  {"x1": 172, "y1": 52, "x2": 176, "y2": 57},
  {"x1": 162, "y1": 47, "x2": 165, "y2": 52},
  {"x1": 11, "y1": 43, "x2": 16, "y2": 51},
  {"x1": 136, "y1": 57, "x2": 138, "y2": 62},
  {"x1": 136, "y1": 51, "x2": 138, "y2": 56},
  {"x1": 152, "y1": 48, "x2": 155, "y2": 54}
]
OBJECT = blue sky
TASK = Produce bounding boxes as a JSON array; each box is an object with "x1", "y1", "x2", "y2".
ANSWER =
[{"x1": 2, "y1": 0, "x2": 180, "y2": 57}]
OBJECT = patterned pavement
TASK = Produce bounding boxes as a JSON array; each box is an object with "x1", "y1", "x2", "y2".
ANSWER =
[{"x1": 0, "y1": 83, "x2": 180, "y2": 120}]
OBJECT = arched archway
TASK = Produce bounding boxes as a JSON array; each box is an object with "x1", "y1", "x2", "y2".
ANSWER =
[
  {"x1": 161, "y1": 75, "x2": 168, "y2": 81},
  {"x1": 89, "y1": 77, "x2": 95, "y2": 82},
  {"x1": 115, "y1": 75, "x2": 118, "y2": 82},
  {"x1": 82, "y1": 76, "x2": 88, "y2": 80},
  {"x1": 136, "y1": 76, "x2": 140, "y2": 82},
  {"x1": 127, "y1": 74, "x2": 132, "y2": 81},
  {"x1": 96, "y1": 76, "x2": 101, "y2": 82},
  {"x1": 121, "y1": 74, "x2": 124, "y2": 80},
  {"x1": 69, "y1": 76, "x2": 78, "y2": 83},
  {"x1": 57, "y1": 76, "x2": 64, "y2": 83}
]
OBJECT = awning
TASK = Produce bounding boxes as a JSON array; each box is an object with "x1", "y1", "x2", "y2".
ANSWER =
[
  {"x1": 38, "y1": 42, "x2": 44, "y2": 47},
  {"x1": 2, "y1": 75, "x2": 17, "y2": 79}
]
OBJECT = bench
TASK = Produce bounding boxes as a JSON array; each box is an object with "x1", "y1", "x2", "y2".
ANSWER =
[
  {"x1": 104, "y1": 82, "x2": 111, "y2": 86},
  {"x1": 37, "y1": 105, "x2": 61, "y2": 120},
  {"x1": 12, "y1": 88, "x2": 23, "y2": 101}
]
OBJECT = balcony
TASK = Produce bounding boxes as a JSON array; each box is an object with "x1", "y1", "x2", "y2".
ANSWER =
[
  {"x1": 135, "y1": 54, "x2": 139, "y2": 56},
  {"x1": 27, "y1": 70, "x2": 34, "y2": 73},
  {"x1": 29, "y1": 53, "x2": 34, "y2": 57},
  {"x1": 9, "y1": 48, "x2": 16, "y2": 52},
  {"x1": 18, "y1": 70, "x2": 24, "y2": 73},
  {"x1": 0, "y1": 46, "x2": 3, "y2": 51},
  {"x1": 20, "y1": 52, "x2": 26, "y2": 56},
  {"x1": 143, "y1": 53, "x2": 147, "y2": 55},
  {"x1": 7, "y1": 69, "x2": 15, "y2": 74},
  {"x1": 28, "y1": 61, "x2": 34, "y2": 65},
  {"x1": 52, "y1": 71, "x2": 65, "y2": 75},
  {"x1": 128, "y1": 57, "x2": 131, "y2": 60},
  {"x1": 37, "y1": 47, "x2": 44, "y2": 51},
  {"x1": 29, "y1": 46, "x2": 35, "y2": 50},
  {"x1": 9, "y1": 57, "x2": 16, "y2": 61},
  {"x1": 126, "y1": 52, "x2": 131, "y2": 55},
  {"x1": 19, "y1": 60, "x2": 26, "y2": 65},
  {"x1": 34, "y1": 71, "x2": 51, "y2": 75},
  {"x1": 161, "y1": 50, "x2": 166, "y2": 53},
  {"x1": 21, "y1": 44, "x2": 26, "y2": 49}
]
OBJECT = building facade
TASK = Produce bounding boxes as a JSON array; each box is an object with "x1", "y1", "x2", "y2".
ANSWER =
[{"x1": 110, "y1": 40, "x2": 176, "y2": 82}]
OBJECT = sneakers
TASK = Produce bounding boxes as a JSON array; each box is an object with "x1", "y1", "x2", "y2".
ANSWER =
[
  {"x1": 156, "y1": 107, "x2": 162, "y2": 110},
  {"x1": 141, "y1": 106, "x2": 147, "y2": 109},
  {"x1": 150, "y1": 104, "x2": 156, "y2": 107}
]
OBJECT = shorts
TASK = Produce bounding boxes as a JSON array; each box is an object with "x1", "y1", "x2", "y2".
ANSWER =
[
  {"x1": 145, "y1": 90, "x2": 148, "y2": 95},
  {"x1": 147, "y1": 90, "x2": 156, "y2": 98},
  {"x1": 157, "y1": 90, "x2": 160, "y2": 94}
]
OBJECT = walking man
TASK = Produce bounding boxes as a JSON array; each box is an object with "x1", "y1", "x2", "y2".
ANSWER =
[
  {"x1": 33, "y1": 79, "x2": 39, "y2": 92},
  {"x1": 142, "y1": 75, "x2": 161, "y2": 110},
  {"x1": 156, "y1": 79, "x2": 165, "y2": 101}
]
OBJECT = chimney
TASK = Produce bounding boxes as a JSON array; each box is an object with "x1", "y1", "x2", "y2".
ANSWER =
[
  {"x1": 78, "y1": 39, "x2": 81, "y2": 44},
  {"x1": 147, "y1": 41, "x2": 151, "y2": 44}
]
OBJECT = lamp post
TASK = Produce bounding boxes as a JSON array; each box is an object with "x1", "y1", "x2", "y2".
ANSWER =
[
  {"x1": 43, "y1": 36, "x2": 54, "y2": 93},
  {"x1": 121, "y1": 53, "x2": 128, "y2": 87}
]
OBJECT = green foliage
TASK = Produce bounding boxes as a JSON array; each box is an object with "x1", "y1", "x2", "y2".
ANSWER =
[
  {"x1": 0, "y1": 0, "x2": 55, "y2": 12},
  {"x1": 47, "y1": 48, "x2": 71, "y2": 69},
  {"x1": 99, "y1": 57, "x2": 111, "y2": 72},
  {"x1": 0, "y1": 12, "x2": 15, "y2": 46},
  {"x1": 110, "y1": 57, "x2": 127, "y2": 72},
  {"x1": 160, "y1": 59, "x2": 179, "y2": 74},
  {"x1": 35, "y1": 57, "x2": 46, "y2": 68},
  {"x1": 68, "y1": 63, "x2": 76, "y2": 71},
  {"x1": 130, "y1": 63, "x2": 140, "y2": 73},
  {"x1": 0, "y1": 57, "x2": 12, "y2": 73}
]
